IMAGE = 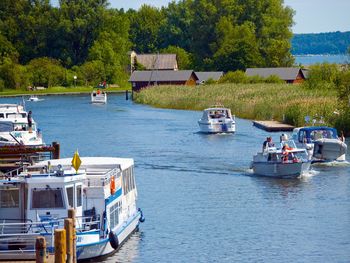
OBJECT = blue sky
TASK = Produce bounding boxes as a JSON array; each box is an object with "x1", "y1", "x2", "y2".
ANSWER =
[{"x1": 109, "y1": 0, "x2": 350, "y2": 34}]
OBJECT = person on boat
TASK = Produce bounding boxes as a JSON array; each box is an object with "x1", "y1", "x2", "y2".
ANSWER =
[
  {"x1": 97, "y1": 89, "x2": 101, "y2": 95},
  {"x1": 263, "y1": 137, "x2": 274, "y2": 151},
  {"x1": 281, "y1": 145, "x2": 290, "y2": 163},
  {"x1": 27, "y1": 110, "x2": 33, "y2": 133},
  {"x1": 339, "y1": 131, "x2": 345, "y2": 142}
]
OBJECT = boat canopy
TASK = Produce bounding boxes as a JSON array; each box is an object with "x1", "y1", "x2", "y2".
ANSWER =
[{"x1": 293, "y1": 126, "x2": 338, "y2": 143}]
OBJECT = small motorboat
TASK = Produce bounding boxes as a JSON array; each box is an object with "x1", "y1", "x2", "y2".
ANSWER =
[
  {"x1": 27, "y1": 95, "x2": 43, "y2": 102},
  {"x1": 198, "y1": 106, "x2": 235, "y2": 133},
  {"x1": 251, "y1": 139, "x2": 311, "y2": 178},
  {"x1": 91, "y1": 90, "x2": 107, "y2": 104},
  {"x1": 292, "y1": 126, "x2": 347, "y2": 162}
]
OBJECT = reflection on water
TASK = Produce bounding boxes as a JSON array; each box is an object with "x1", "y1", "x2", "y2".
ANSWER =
[{"x1": 1, "y1": 94, "x2": 350, "y2": 263}]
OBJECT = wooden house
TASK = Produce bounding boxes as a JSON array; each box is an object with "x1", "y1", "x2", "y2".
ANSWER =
[
  {"x1": 130, "y1": 51, "x2": 178, "y2": 72},
  {"x1": 245, "y1": 67, "x2": 307, "y2": 84},
  {"x1": 129, "y1": 70, "x2": 198, "y2": 91}
]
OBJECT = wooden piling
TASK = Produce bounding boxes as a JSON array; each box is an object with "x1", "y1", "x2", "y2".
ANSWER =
[
  {"x1": 52, "y1": 142, "x2": 60, "y2": 159},
  {"x1": 54, "y1": 229, "x2": 66, "y2": 263},
  {"x1": 64, "y1": 218, "x2": 73, "y2": 263},
  {"x1": 35, "y1": 236, "x2": 47, "y2": 263},
  {"x1": 68, "y1": 209, "x2": 77, "y2": 263},
  {"x1": 126, "y1": 90, "x2": 129, "y2": 100}
]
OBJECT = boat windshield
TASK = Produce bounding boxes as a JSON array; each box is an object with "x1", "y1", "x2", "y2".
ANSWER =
[
  {"x1": 31, "y1": 188, "x2": 64, "y2": 209},
  {"x1": 6, "y1": 113, "x2": 26, "y2": 119},
  {"x1": 208, "y1": 109, "x2": 230, "y2": 119}
]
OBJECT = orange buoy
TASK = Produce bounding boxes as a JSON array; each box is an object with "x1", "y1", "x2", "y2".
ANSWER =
[{"x1": 110, "y1": 176, "x2": 116, "y2": 195}]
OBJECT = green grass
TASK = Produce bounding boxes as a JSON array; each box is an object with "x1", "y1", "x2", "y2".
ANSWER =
[
  {"x1": 134, "y1": 83, "x2": 339, "y2": 126},
  {"x1": 0, "y1": 85, "x2": 131, "y2": 96}
]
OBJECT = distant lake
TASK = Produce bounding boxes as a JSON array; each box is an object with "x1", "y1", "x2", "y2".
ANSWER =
[{"x1": 294, "y1": 54, "x2": 349, "y2": 65}]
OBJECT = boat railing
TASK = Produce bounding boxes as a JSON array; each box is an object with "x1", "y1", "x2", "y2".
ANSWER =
[{"x1": 86, "y1": 167, "x2": 120, "y2": 187}]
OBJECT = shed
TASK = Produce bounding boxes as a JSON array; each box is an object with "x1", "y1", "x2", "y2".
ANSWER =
[
  {"x1": 129, "y1": 70, "x2": 198, "y2": 91},
  {"x1": 131, "y1": 52, "x2": 178, "y2": 71},
  {"x1": 195, "y1": 72, "x2": 224, "y2": 84},
  {"x1": 245, "y1": 67, "x2": 306, "y2": 84}
]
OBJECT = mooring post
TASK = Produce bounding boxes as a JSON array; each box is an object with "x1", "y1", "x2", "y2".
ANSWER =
[
  {"x1": 126, "y1": 90, "x2": 129, "y2": 100},
  {"x1": 35, "y1": 236, "x2": 47, "y2": 263},
  {"x1": 68, "y1": 208, "x2": 77, "y2": 263},
  {"x1": 54, "y1": 229, "x2": 66, "y2": 263},
  {"x1": 65, "y1": 218, "x2": 74, "y2": 263}
]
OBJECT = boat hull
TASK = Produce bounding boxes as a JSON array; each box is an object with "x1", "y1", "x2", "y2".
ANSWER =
[
  {"x1": 198, "y1": 121, "x2": 235, "y2": 133},
  {"x1": 252, "y1": 161, "x2": 311, "y2": 178},
  {"x1": 91, "y1": 93, "x2": 107, "y2": 104},
  {"x1": 313, "y1": 138, "x2": 347, "y2": 161}
]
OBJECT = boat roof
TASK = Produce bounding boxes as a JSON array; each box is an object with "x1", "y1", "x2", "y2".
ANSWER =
[
  {"x1": 295, "y1": 126, "x2": 337, "y2": 132},
  {"x1": 203, "y1": 107, "x2": 230, "y2": 111},
  {"x1": 31, "y1": 157, "x2": 134, "y2": 171}
]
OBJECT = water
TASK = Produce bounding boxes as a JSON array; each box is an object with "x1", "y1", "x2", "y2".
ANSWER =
[
  {"x1": 2, "y1": 95, "x2": 350, "y2": 262},
  {"x1": 294, "y1": 54, "x2": 349, "y2": 65}
]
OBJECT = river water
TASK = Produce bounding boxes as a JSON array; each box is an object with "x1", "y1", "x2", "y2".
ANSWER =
[{"x1": 1, "y1": 94, "x2": 350, "y2": 262}]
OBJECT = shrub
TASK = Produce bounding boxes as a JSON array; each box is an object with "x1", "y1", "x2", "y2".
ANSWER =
[{"x1": 219, "y1": 70, "x2": 248, "y2": 83}]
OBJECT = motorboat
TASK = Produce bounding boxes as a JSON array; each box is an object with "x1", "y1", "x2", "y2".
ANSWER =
[
  {"x1": 27, "y1": 95, "x2": 43, "y2": 102},
  {"x1": 0, "y1": 156, "x2": 144, "y2": 260},
  {"x1": 251, "y1": 139, "x2": 311, "y2": 178},
  {"x1": 292, "y1": 126, "x2": 347, "y2": 162},
  {"x1": 198, "y1": 106, "x2": 235, "y2": 133},
  {"x1": 0, "y1": 104, "x2": 44, "y2": 146},
  {"x1": 91, "y1": 90, "x2": 107, "y2": 104}
]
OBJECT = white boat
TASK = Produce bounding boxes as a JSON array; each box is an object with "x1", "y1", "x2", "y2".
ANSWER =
[
  {"x1": 198, "y1": 106, "x2": 235, "y2": 133},
  {"x1": 27, "y1": 95, "x2": 43, "y2": 102},
  {"x1": 292, "y1": 126, "x2": 347, "y2": 162},
  {"x1": 0, "y1": 104, "x2": 44, "y2": 146},
  {"x1": 0, "y1": 156, "x2": 144, "y2": 261},
  {"x1": 91, "y1": 90, "x2": 107, "y2": 104},
  {"x1": 251, "y1": 139, "x2": 311, "y2": 178}
]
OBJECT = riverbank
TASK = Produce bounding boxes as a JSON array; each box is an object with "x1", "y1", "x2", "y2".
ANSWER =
[
  {"x1": 133, "y1": 83, "x2": 338, "y2": 127},
  {"x1": 0, "y1": 86, "x2": 131, "y2": 97}
]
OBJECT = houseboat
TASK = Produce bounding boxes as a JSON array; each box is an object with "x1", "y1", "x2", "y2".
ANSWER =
[{"x1": 0, "y1": 156, "x2": 144, "y2": 260}]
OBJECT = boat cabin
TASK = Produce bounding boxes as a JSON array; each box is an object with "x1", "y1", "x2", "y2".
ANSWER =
[
  {"x1": 201, "y1": 108, "x2": 234, "y2": 120},
  {"x1": 292, "y1": 126, "x2": 338, "y2": 143}
]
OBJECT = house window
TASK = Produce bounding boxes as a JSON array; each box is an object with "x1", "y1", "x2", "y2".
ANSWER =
[{"x1": 32, "y1": 188, "x2": 64, "y2": 209}]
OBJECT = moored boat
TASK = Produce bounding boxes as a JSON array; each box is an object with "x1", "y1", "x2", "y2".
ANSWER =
[
  {"x1": 292, "y1": 126, "x2": 347, "y2": 162},
  {"x1": 198, "y1": 106, "x2": 235, "y2": 133},
  {"x1": 0, "y1": 156, "x2": 144, "y2": 260},
  {"x1": 91, "y1": 90, "x2": 107, "y2": 104},
  {"x1": 27, "y1": 95, "x2": 43, "y2": 102},
  {"x1": 251, "y1": 139, "x2": 311, "y2": 178}
]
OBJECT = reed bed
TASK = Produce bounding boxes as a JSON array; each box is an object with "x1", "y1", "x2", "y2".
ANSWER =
[{"x1": 134, "y1": 83, "x2": 338, "y2": 126}]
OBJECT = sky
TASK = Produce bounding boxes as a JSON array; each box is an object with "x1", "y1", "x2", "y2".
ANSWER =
[{"x1": 109, "y1": 0, "x2": 350, "y2": 34}]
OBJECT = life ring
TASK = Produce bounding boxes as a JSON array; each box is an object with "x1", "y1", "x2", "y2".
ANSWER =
[
  {"x1": 110, "y1": 176, "x2": 116, "y2": 195},
  {"x1": 109, "y1": 231, "x2": 119, "y2": 249}
]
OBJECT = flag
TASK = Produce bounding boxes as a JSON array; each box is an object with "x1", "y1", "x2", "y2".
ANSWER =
[{"x1": 71, "y1": 150, "x2": 81, "y2": 173}]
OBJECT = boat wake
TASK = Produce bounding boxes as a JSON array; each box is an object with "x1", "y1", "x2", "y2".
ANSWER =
[
  {"x1": 301, "y1": 169, "x2": 319, "y2": 178},
  {"x1": 312, "y1": 160, "x2": 350, "y2": 167}
]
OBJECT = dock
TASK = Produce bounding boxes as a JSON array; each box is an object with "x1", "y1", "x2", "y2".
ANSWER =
[{"x1": 253, "y1": 120, "x2": 295, "y2": 132}]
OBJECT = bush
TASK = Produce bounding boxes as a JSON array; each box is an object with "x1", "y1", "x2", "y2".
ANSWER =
[
  {"x1": 304, "y1": 63, "x2": 340, "y2": 89},
  {"x1": 219, "y1": 70, "x2": 248, "y2": 83},
  {"x1": 264, "y1": 75, "x2": 284, "y2": 84}
]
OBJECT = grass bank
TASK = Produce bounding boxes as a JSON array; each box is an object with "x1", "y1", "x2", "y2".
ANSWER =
[
  {"x1": 0, "y1": 85, "x2": 131, "y2": 97},
  {"x1": 134, "y1": 83, "x2": 338, "y2": 127}
]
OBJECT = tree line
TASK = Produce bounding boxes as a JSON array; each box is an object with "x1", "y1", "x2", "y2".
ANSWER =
[{"x1": 0, "y1": 0, "x2": 294, "y2": 89}]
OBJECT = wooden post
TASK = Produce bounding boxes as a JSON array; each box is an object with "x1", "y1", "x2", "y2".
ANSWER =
[
  {"x1": 68, "y1": 209, "x2": 77, "y2": 263},
  {"x1": 65, "y1": 218, "x2": 73, "y2": 263},
  {"x1": 54, "y1": 229, "x2": 66, "y2": 263},
  {"x1": 52, "y1": 142, "x2": 60, "y2": 159},
  {"x1": 126, "y1": 90, "x2": 129, "y2": 100},
  {"x1": 35, "y1": 236, "x2": 47, "y2": 263}
]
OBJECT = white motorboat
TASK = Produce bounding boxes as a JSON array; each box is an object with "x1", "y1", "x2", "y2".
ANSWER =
[
  {"x1": 292, "y1": 126, "x2": 347, "y2": 162},
  {"x1": 251, "y1": 139, "x2": 311, "y2": 178},
  {"x1": 198, "y1": 106, "x2": 235, "y2": 133},
  {"x1": 91, "y1": 90, "x2": 107, "y2": 104},
  {"x1": 0, "y1": 156, "x2": 144, "y2": 261},
  {"x1": 27, "y1": 95, "x2": 43, "y2": 102},
  {"x1": 0, "y1": 104, "x2": 44, "y2": 146}
]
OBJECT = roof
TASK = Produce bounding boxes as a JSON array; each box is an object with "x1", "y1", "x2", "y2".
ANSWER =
[
  {"x1": 195, "y1": 72, "x2": 224, "y2": 82},
  {"x1": 299, "y1": 126, "x2": 337, "y2": 132},
  {"x1": 129, "y1": 70, "x2": 198, "y2": 82},
  {"x1": 245, "y1": 67, "x2": 305, "y2": 80},
  {"x1": 136, "y1": 54, "x2": 178, "y2": 70}
]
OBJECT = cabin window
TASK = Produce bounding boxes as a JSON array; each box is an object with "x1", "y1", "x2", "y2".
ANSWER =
[
  {"x1": 109, "y1": 201, "x2": 121, "y2": 229},
  {"x1": 122, "y1": 166, "x2": 135, "y2": 195},
  {"x1": 0, "y1": 187, "x2": 19, "y2": 208},
  {"x1": 76, "y1": 185, "x2": 82, "y2": 207},
  {"x1": 0, "y1": 123, "x2": 13, "y2": 132},
  {"x1": 66, "y1": 187, "x2": 74, "y2": 208},
  {"x1": 32, "y1": 188, "x2": 64, "y2": 209}
]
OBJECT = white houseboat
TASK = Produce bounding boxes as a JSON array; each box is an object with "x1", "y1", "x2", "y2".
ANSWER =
[
  {"x1": 198, "y1": 106, "x2": 235, "y2": 133},
  {"x1": 91, "y1": 90, "x2": 107, "y2": 104},
  {"x1": 0, "y1": 104, "x2": 43, "y2": 146},
  {"x1": 0, "y1": 156, "x2": 144, "y2": 260},
  {"x1": 251, "y1": 139, "x2": 311, "y2": 178}
]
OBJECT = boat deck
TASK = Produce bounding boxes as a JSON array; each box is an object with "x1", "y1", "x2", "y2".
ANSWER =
[{"x1": 253, "y1": 120, "x2": 295, "y2": 132}]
